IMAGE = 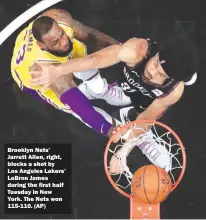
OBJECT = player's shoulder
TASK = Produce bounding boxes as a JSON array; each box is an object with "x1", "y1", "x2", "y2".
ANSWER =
[
  {"x1": 158, "y1": 81, "x2": 184, "y2": 106},
  {"x1": 172, "y1": 81, "x2": 184, "y2": 99}
]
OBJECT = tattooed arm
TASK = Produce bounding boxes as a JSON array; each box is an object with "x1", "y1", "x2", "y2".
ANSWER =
[
  {"x1": 42, "y1": 9, "x2": 120, "y2": 52},
  {"x1": 30, "y1": 62, "x2": 75, "y2": 98}
]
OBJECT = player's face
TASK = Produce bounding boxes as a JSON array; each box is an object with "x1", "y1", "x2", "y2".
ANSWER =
[
  {"x1": 144, "y1": 54, "x2": 168, "y2": 84},
  {"x1": 40, "y1": 22, "x2": 71, "y2": 57}
]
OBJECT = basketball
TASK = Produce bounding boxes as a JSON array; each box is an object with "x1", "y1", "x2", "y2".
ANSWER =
[{"x1": 131, "y1": 165, "x2": 172, "y2": 204}]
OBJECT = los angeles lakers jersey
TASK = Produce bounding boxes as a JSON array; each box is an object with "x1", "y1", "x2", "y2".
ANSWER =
[{"x1": 11, "y1": 19, "x2": 87, "y2": 113}]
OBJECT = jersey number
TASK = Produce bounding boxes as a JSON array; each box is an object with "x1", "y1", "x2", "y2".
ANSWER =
[
  {"x1": 16, "y1": 44, "x2": 26, "y2": 65},
  {"x1": 121, "y1": 82, "x2": 136, "y2": 93}
]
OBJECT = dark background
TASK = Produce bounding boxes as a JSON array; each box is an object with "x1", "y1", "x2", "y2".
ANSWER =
[{"x1": 0, "y1": 0, "x2": 206, "y2": 218}]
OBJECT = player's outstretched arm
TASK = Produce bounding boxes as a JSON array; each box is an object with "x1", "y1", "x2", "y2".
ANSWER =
[
  {"x1": 42, "y1": 9, "x2": 119, "y2": 51},
  {"x1": 30, "y1": 62, "x2": 119, "y2": 137},
  {"x1": 29, "y1": 44, "x2": 122, "y2": 89},
  {"x1": 59, "y1": 38, "x2": 148, "y2": 73},
  {"x1": 29, "y1": 38, "x2": 148, "y2": 90},
  {"x1": 114, "y1": 83, "x2": 184, "y2": 141},
  {"x1": 137, "y1": 82, "x2": 184, "y2": 121},
  {"x1": 131, "y1": 82, "x2": 184, "y2": 138},
  {"x1": 109, "y1": 82, "x2": 184, "y2": 168}
]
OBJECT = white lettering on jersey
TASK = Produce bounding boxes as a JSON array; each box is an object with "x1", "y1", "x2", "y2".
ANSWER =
[
  {"x1": 131, "y1": 70, "x2": 140, "y2": 78},
  {"x1": 123, "y1": 67, "x2": 153, "y2": 98},
  {"x1": 121, "y1": 82, "x2": 136, "y2": 93},
  {"x1": 151, "y1": 89, "x2": 164, "y2": 97},
  {"x1": 139, "y1": 105, "x2": 146, "y2": 110}
]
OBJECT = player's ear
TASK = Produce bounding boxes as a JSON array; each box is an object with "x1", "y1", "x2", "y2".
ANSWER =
[{"x1": 36, "y1": 41, "x2": 46, "y2": 50}]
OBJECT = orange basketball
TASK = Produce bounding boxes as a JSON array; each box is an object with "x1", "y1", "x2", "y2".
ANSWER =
[{"x1": 131, "y1": 165, "x2": 172, "y2": 204}]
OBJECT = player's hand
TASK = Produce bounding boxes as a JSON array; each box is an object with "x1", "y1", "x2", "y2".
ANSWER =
[
  {"x1": 109, "y1": 125, "x2": 130, "y2": 143},
  {"x1": 29, "y1": 63, "x2": 62, "y2": 92},
  {"x1": 109, "y1": 147, "x2": 127, "y2": 174}
]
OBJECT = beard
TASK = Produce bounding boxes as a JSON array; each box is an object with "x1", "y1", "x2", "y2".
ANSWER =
[{"x1": 45, "y1": 38, "x2": 73, "y2": 57}]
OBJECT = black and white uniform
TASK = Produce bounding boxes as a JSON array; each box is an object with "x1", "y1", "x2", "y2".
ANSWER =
[{"x1": 119, "y1": 40, "x2": 180, "y2": 114}]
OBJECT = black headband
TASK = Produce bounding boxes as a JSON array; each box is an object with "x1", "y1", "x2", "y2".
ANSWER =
[
  {"x1": 158, "y1": 49, "x2": 173, "y2": 77},
  {"x1": 159, "y1": 51, "x2": 197, "y2": 85}
]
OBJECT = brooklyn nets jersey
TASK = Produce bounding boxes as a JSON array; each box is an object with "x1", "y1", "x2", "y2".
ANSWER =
[{"x1": 119, "y1": 40, "x2": 180, "y2": 113}]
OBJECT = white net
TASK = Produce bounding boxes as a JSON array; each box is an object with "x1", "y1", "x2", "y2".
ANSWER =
[{"x1": 106, "y1": 122, "x2": 185, "y2": 193}]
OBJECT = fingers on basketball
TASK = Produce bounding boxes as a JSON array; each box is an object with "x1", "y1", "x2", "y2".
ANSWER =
[{"x1": 131, "y1": 165, "x2": 172, "y2": 204}]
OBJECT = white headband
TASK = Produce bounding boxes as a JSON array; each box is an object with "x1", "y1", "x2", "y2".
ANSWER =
[{"x1": 184, "y1": 72, "x2": 197, "y2": 86}]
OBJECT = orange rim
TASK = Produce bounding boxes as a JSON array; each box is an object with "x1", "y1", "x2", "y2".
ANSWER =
[{"x1": 104, "y1": 119, "x2": 186, "y2": 199}]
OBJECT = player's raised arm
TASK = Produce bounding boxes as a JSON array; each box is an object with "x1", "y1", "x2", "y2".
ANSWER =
[
  {"x1": 60, "y1": 38, "x2": 148, "y2": 73},
  {"x1": 59, "y1": 44, "x2": 122, "y2": 72},
  {"x1": 30, "y1": 38, "x2": 148, "y2": 89},
  {"x1": 29, "y1": 44, "x2": 121, "y2": 89}
]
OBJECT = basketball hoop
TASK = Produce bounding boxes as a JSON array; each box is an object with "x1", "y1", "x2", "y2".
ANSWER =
[{"x1": 104, "y1": 120, "x2": 186, "y2": 219}]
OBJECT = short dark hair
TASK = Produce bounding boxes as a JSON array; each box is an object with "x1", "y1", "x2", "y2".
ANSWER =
[
  {"x1": 32, "y1": 16, "x2": 56, "y2": 42},
  {"x1": 159, "y1": 37, "x2": 199, "y2": 82}
]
